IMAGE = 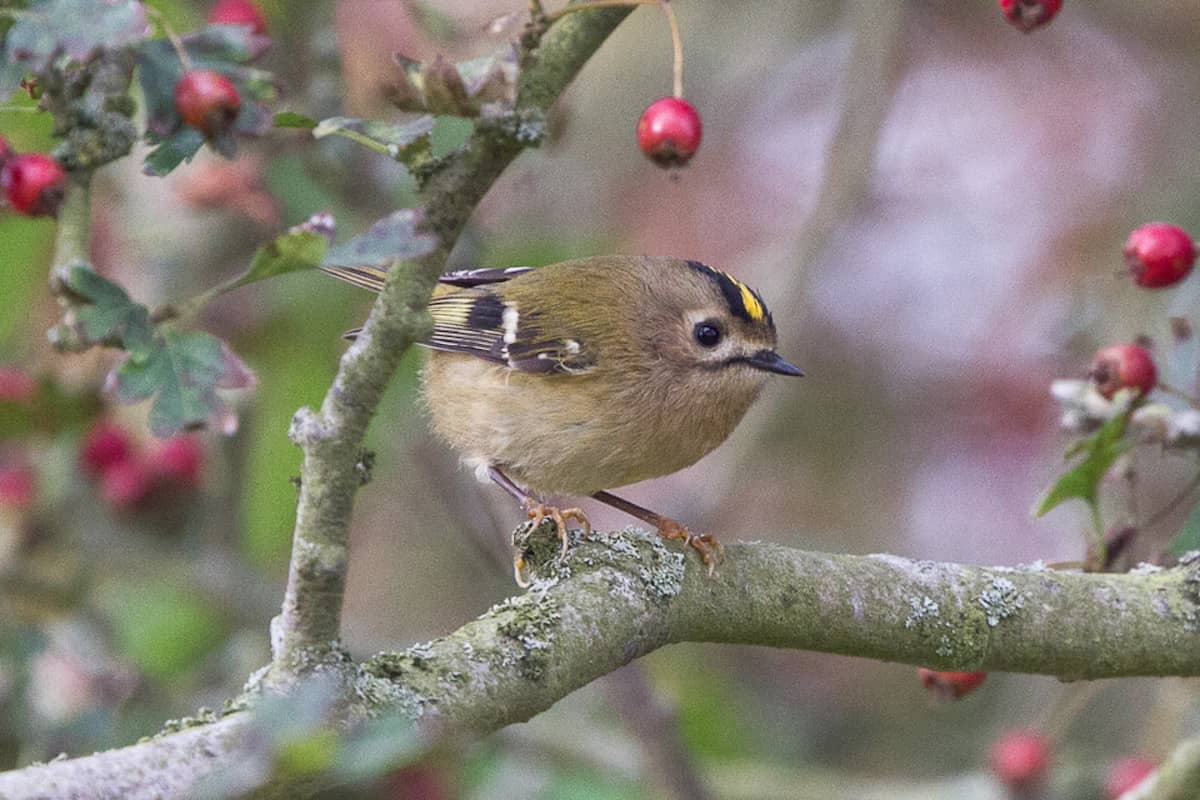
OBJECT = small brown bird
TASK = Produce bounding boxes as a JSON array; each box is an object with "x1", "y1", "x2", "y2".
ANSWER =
[{"x1": 323, "y1": 255, "x2": 802, "y2": 582}]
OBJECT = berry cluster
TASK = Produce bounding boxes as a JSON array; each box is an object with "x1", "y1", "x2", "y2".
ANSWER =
[
  {"x1": 80, "y1": 419, "x2": 205, "y2": 513},
  {"x1": 1082, "y1": 223, "x2": 1196, "y2": 402}
]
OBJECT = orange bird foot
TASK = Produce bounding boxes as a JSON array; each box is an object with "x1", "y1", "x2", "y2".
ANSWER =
[{"x1": 656, "y1": 518, "x2": 723, "y2": 577}]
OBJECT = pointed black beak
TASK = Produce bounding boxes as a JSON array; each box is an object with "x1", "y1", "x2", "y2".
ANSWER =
[{"x1": 746, "y1": 349, "x2": 804, "y2": 376}]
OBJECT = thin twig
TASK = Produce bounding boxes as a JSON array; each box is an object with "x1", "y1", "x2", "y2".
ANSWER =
[
  {"x1": 660, "y1": 0, "x2": 683, "y2": 98},
  {"x1": 145, "y1": 5, "x2": 194, "y2": 72}
]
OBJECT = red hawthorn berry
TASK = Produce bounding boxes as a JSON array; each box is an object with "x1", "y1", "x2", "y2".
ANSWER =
[
  {"x1": 1, "y1": 153, "x2": 66, "y2": 217},
  {"x1": 1089, "y1": 343, "x2": 1157, "y2": 400},
  {"x1": 1104, "y1": 756, "x2": 1156, "y2": 799},
  {"x1": 0, "y1": 366, "x2": 36, "y2": 403},
  {"x1": 207, "y1": 0, "x2": 267, "y2": 34},
  {"x1": 100, "y1": 458, "x2": 153, "y2": 511},
  {"x1": 637, "y1": 97, "x2": 702, "y2": 168},
  {"x1": 151, "y1": 435, "x2": 204, "y2": 488},
  {"x1": 80, "y1": 420, "x2": 134, "y2": 476},
  {"x1": 917, "y1": 668, "x2": 987, "y2": 700},
  {"x1": 1124, "y1": 222, "x2": 1196, "y2": 289},
  {"x1": 990, "y1": 729, "x2": 1052, "y2": 793},
  {"x1": 999, "y1": 0, "x2": 1063, "y2": 32},
  {"x1": 175, "y1": 69, "x2": 242, "y2": 139},
  {"x1": 0, "y1": 462, "x2": 36, "y2": 512}
]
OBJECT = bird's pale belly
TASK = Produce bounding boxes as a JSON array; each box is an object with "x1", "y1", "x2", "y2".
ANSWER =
[{"x1": 421, "y1": 352, "x2": 756, "y2": 497}]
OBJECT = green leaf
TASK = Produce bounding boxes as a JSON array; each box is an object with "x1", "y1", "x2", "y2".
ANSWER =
[
  {"x1": 229, "y1": 218, "x2": 332, "y2": 291},
  {"x1": 1169, "y1": 497, "x2": 1200, "y2": 557},
  {"x1": 142, "y1": 126, "x2": 205, "y2": 176},
  {"x1": 323, "y1": 209, "x2": 438, "y2": 269},
  {"x1": 96, "y1": 578, "x2": 226, "y2": 681},
  {"x1": 1035, "y1": 404, "x2": 1134, "y2": 518},
  {"x1": 311, "y1": 115, "x2": 435, "y2": 164},
  {"x1": 110, "y1": 329, "x2": 255, "y2": 437},
  {"x1": 3, "y1": 0, "x2": 148, "y2": 72},
  {"x1": 64, "y1": 265, "x2": 155, "y2": 353},
  {"x1": 273, "y1": 111, "x2": 317, "y2": 129}
]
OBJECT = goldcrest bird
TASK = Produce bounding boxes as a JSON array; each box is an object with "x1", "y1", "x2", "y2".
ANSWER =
[{"x1": 322, "y1": 255, "x2": 802, "y2": 582}]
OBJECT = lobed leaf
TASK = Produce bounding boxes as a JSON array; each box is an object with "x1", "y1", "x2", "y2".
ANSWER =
[
  {"x1": 323, "y1": 208, "x2": 438, "y2": 269},
  {"x1": 109, "y1": 329, "x2": 255, "y2": 437},
  {"x1": 64, "y1": 265, "x2": 155, "y2": 353},
  {"x1": 1035, "y1": 400, "x2": 1134, "y2": 519},
  {"x1": 3, "y1": 0, "x2": 148, "y2": 72}
]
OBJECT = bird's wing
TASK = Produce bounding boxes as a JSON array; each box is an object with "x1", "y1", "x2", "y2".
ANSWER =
[
  {"x1": 322, "y1": 264, "x2": 590, "y2": 373},
  {"x1": 320, "y1": 265, "x2": 535, "y2": 293},
  {"x1": 427, "y1": 290, "x2": 594, "y2": 375}
]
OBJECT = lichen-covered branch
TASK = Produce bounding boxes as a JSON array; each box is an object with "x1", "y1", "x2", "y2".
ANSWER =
[
  {"x1": 4, "y1": 532, "x2": 1198, "y2": 799},
  {"x1": 270, "y1": 5, "x2": 634, "y2": 675}
]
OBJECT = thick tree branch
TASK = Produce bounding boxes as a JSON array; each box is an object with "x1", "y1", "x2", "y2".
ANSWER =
[
  {"x1": 4, "y1": 532, "x2": 1198, "y2": 798},
  {"x1": 271, "y1": 5, "x2": 634, "y2": 675}
]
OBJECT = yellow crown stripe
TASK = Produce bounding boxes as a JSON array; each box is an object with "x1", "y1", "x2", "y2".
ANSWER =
[{"x1": 730, "y1": 276, "x2": 765, "y2": 322}]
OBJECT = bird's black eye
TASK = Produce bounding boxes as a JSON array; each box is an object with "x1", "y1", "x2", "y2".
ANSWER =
[{"x1": 693, "y1": 321, "x2": 722, "y2": 347}]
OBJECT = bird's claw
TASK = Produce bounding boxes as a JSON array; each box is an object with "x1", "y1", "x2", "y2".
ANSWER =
[
  {"x1": 657, "y1": 518, "x2": 722, "y2": 577},
  {"x1": 524, "y1": 501, "x2": 591, "y2": 561}
]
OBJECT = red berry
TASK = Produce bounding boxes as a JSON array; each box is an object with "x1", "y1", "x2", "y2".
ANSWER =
[
  {"x1": 100, "y1": 458, "x2": 153, "y2": 511},
  {"x1": 917, "y1": 668, "x2": 987, "y2": 700},
  {"x1": 80, "y1": 420, "x2": 134, "y2": 476},
  {"x1": 1124, "y1": 222, "x2": 1196, "y2": 289},
  {"x1": 637, "y1": 97, "x2": 702, "y2": 168},
  {"x1": 0, "y1": 462, "x2": 36, "y2": 511},
  {"x1": 151, "y1": 435, "x2": 204, "y2": 487},
  {"x1": 990, "y1": 729, "x2": 1052, "y2": 792},
  {"x1": 207, "y1": 0, "x2": 267, "y2": 34},
  {"x1": 1104, "y1": 756, "x2": 1156, "y2": 799},
  {"x1": 999, "y1": 0, "x2": 1063, "y2": 32},
  {"x1": 1, "y1": 153, "x2": 66, "y2": 217},
  {"x1": 175, "y1": 69, "x2": 242, "y2": 138},
  {"x1": 1090, "y1": 344, "x2": 1157, "y2": 400},
  {"x1": 0, "y1": 366, "x2": 36, "y2": 403}
]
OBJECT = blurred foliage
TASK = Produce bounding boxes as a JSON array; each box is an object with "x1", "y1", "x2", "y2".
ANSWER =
[{"x1": 2, "y1": 0, "x2": 1200, "y2": 797}]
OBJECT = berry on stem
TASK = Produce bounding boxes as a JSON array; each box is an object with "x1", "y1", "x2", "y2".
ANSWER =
[
  {"x1": 1124, "y1": 222, "x2": 1196, "y2": 289},
  {"x1": 175, "y1": 69, "x2": 242, "y2": 139},
  {"x1": 1089, "y1": 344, "x2": 1157, "y2": 400},
  {"x1": 637, "y1": 97, "x2": 702, "y2": 168},
  {"x1": 207, "y1": 0, "x2": 267, "y2": 35},
  {"x1": 1104, "y1": 756, "x2": 1156, "y2": 799},
  {"x1": 990, "y1": 729, "x2": 1052, "y2": 793},
  {"x1": 1, "y1": 153, "x2": 66, "y2": 217},
  {"x1": 999, "y1": 0, "x2": 1063, "y2": 32},
  {"x1": 916, "y1": 668, "x2": 987, "y2": 700}
]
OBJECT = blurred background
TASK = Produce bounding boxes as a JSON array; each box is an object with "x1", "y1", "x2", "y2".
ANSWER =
[{"x1": 2, "y1": 0, "x2": 1199, "y2": 797}]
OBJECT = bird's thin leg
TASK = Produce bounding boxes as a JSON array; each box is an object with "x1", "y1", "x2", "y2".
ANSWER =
[
  {"x1": 591, "y1": 490, "x2": 722, "y2": 576},
  {"x1": 488, "y1": 467, "x2": 590, "y2": 584}
]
